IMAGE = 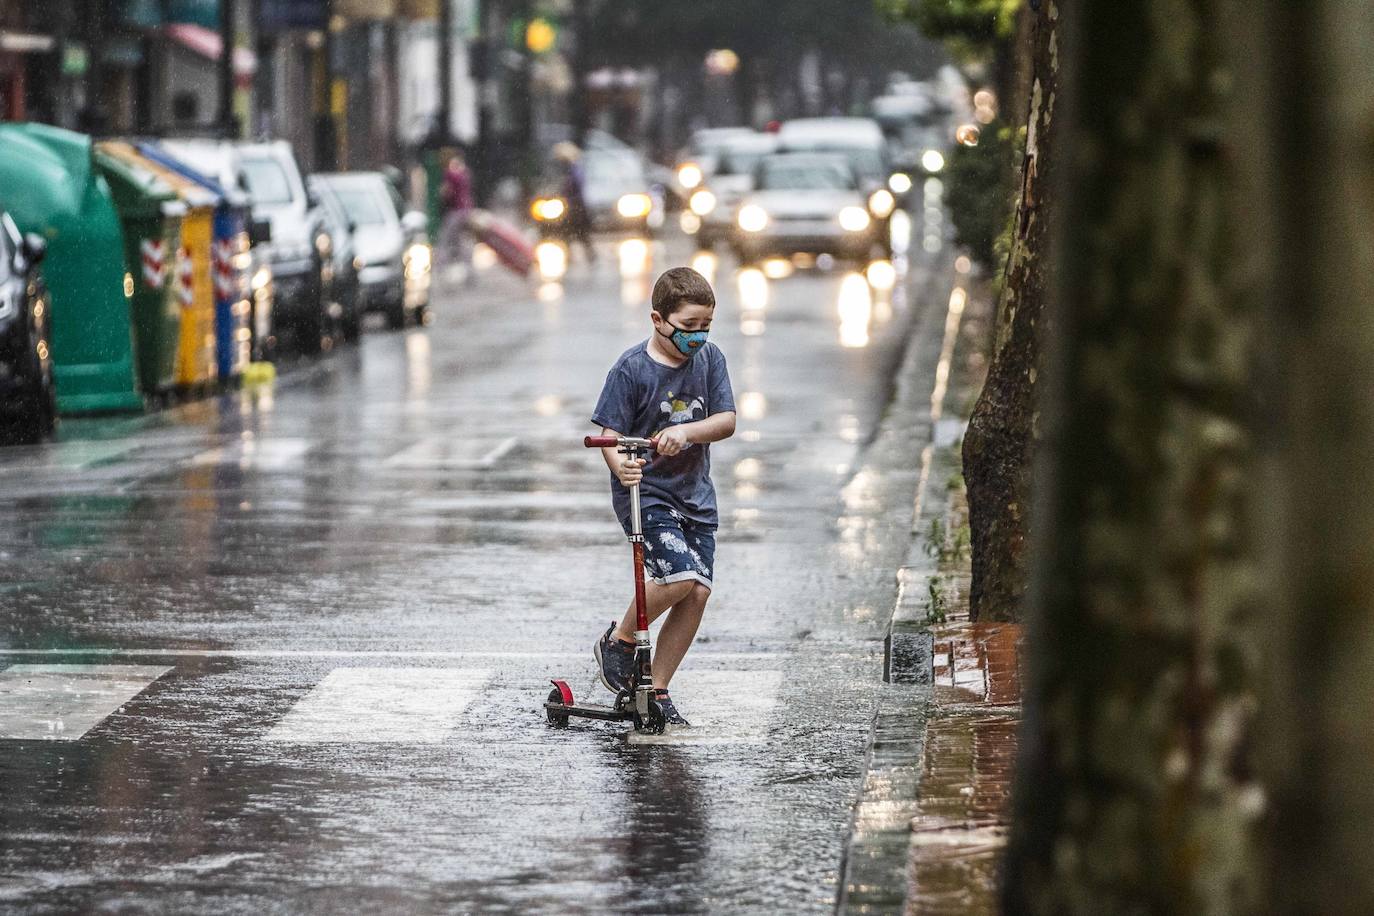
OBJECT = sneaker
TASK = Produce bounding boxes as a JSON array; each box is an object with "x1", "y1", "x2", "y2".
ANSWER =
[
  {"x1": 654, "y1": 689, "x2": 690, "y2": 728},
  {"x1": 593, "y1": 623, "x2": 636, "y2": 694}
]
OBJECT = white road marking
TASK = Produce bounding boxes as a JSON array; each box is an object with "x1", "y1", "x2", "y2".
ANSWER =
[
  {"x1": 625, "y1": 670, "x2": 784, "y2": 746},
  {"x1": 383, "y1": 436, "x2": 518, "y2": 470},
  {"x1": 0, "y1": 664, "x2": 171, "y2": 741},
  {"x1": 61, "y1": 440, "x2": 140, "y2": 469},
  {"x1": 190, "y1": 438, "x2": 311, "y2": 470},
  {"x1": 0, "y1": 648, "x2": 782, "y2": 662},
  {"x1": 265, "y1": 667, "x2": 491, "y2": 743}
]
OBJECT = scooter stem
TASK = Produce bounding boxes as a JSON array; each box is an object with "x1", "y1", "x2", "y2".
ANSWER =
[{"x1": 629, "y1": 481, "x2": 649, "y2": 636}]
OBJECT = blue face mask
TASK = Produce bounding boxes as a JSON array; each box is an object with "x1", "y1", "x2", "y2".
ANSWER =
[{"x1": 659, "y1": 321, "x2": 709, "y2": 357}]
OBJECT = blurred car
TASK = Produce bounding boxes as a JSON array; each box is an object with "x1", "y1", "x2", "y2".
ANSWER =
[
  {"x1": 673, "y1": 127, "x2": 758, "y2": 200},
  {"x1": 776, "y1": 118, "x2": 898, "y2": 254},
  {"x1": 530, "y1": 148, "x2": 661, "y2": 238},
  {"x1": 306, "y1": 176, "x2": 362, "y2": 342},
  {"x1": 730, "y1": 152, "x2": 883, "y2": 263},
  {"x1": 162, "y1": 138, "x2": 333, "y2": 353},
  {"x1": 0, "y1": 210, "x2": 55, "y2": 443},
  {"x1": 311, "y1": 172, "x2": 431, "y2": 330},
  {"x1": 682, "y1": 131, "x2": 778, "y2": 248}
]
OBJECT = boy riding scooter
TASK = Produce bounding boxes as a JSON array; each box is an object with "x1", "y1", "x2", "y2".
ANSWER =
[{"x1": 589, "y1": 267, "x2": 736, "y2": 728}]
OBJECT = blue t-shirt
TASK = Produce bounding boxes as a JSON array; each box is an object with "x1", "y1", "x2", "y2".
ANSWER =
[{"x1": 591, "y1": 340, "x2": 735, "y2": 527}]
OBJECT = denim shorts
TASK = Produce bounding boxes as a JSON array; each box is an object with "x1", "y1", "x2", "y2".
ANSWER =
[{"x1": 625, "y1": 505, "x2": 716, "y2": 590}]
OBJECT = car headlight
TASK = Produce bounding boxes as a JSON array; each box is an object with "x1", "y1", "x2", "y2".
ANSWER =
[
  {"x1": 868, "y1": 189, "x2": 896, "y2": 218},
  {"x1": 888, "y1": 172, "x2": 913, "y2": 194},
  {"x1": 531, "y1": 197, "x2": 566, "y2": 221},
  {"x1": 839, "y1": 207, "x2": 871, "y2": 232},
  {"x1": 689, "y1": 189, "x2": 717, "y2": 216},
  {"x1": 404, "y1": 243, "x2": 431, "y2": 274},
  {"x1": 737, "y1": 204, "x2": 769, "y2": 233},
  {"x1": 617, "y1": 193, "x2": 653, "y2": 219},
  {"x1": 921, "y1": 149, "x2": 946, "y2": 173},
  {"x1": 678, "y1": 163, "x2": 703, "y2": 189}
]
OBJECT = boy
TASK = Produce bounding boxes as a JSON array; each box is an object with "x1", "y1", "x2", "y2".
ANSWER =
[{"x1": 590, "y1": 266, "x2": 736, "y2": 727}]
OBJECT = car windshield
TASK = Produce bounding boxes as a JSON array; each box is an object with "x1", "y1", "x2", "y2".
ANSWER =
[
  {"x1": 333, "y1": 187, "x2": 389, "y2": 226},
  {"x1": 758, "y1": 160, "x2": 855, "y2": 191},
  {"x1": 716, "y1": 151, "x2": 768, "y2": 177},
  {"x1": 585, "y1": 154, "x2": 645, "y2": 188},
  {"x1": 240, "y1": 157, "x2": 295, "y2": 206}
]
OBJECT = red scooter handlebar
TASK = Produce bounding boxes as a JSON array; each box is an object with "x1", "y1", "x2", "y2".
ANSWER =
[{"x1": 584, "y1": 435, "x2": 658, "y2": 449}]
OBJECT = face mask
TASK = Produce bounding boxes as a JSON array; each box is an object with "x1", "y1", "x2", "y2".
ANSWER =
[{"x1": 658, "y1": 320, "x2": 709, "y2": 357}]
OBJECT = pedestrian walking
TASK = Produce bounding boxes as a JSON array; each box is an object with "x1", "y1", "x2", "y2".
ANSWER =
[
  {"x1": 589, "y1": 267, "x2": 736, "y2": 727},
  {"x1": 555, "y1": 142, "x2": 596, "y2": 264},
  {"x1": 437, "y1": 148, "x2": 475, "y2": 284}
]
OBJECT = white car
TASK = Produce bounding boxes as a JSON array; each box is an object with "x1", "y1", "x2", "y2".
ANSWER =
[
  {"x1": 776, "y1": 118, "x2": 891, "y2": 190},
  {"x1": 682, "y1": 131, "x2": 778, "y2": 248},
  {"x1": 312, "y1": 172, "x2": 430, "y2": 330},
  {"x1": 730, "y1": 152, "x2": 884, "y2": 263}
]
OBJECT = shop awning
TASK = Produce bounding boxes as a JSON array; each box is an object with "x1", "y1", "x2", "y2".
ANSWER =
[{"x1": 165, "y1": 23, "x2": 257, "y2": 85}]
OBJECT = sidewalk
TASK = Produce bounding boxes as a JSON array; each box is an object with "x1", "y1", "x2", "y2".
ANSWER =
[{"x1": 837, "y1": 270, "x2": 1023, "y2": 914}]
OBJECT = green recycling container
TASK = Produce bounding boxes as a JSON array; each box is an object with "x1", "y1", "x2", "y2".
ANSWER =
[
  {"x1": 0, "y1": 123, "x2": 142, "y2": 414},
  {"x1": 94, "y1": 143, "x2": 186, "y2": 399}
]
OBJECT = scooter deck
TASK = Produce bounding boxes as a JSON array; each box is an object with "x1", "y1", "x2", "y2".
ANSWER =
[{"x1": 545, "y1": 701, "x2": 632, "y2": 722}]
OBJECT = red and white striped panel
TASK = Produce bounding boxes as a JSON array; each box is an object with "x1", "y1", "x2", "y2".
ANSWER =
[
  {"x1": 212, "y1": 239, "x2": 238, "y2": 302},
  {"x1": 176, "y1": 248, "x2": 195, "y2": 308},
  {"x1": 140, "y1": 238, "x2": 167, "y2": 289}
]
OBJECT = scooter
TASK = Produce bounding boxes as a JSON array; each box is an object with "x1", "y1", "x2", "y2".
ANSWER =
[{"x1": 545, "y1": 435, "x2": 666, "y2": 735}]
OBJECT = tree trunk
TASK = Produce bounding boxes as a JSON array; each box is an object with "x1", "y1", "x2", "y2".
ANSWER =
[
  {"x1": 961, "y1": 2, "x2": 1059, "y2": 623},
  {"x1": 1238, "y1": 3, "x2": 1374, "y2": 912},
  {"x1": 1001, "y1": 1, "x2": 1264, "y2": 911}
]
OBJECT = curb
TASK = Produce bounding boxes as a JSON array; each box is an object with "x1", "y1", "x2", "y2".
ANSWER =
[{"x1": 837, "y1": 267, "x2": 972, "y2": 915}]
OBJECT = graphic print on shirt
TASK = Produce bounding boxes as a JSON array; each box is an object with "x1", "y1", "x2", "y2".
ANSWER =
[{"x1": 660, "y1": 391, "x2": 705, "y2": 425}]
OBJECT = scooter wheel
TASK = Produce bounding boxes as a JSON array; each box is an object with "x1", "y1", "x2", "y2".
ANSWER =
[
  {"x1": 546, "y1": 687, "x2": 570, "y2": 728},
  {"x1": 634, "y1": 698, "x2": 666, "y2": 735}
]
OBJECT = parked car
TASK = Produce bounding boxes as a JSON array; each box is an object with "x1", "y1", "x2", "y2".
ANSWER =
[
  {"x1": 306, "y1": 176, "x2": 362, "y2": 342},
  {"x1": 730, "y1": 152, "x2": 883, "y2": 264},
  {"x1": 0, "y1": 210, "x2": 55, "y2": 444},
  {"x1": 530, "y1": 148, "x2": 661, "y2": 239},
  {"x1": 311, "y1": 172, "x2": 431, "y2": 330},
  {"x1": 161, "y1": 139, "x2": 334, "y2": 353},
  {"x1": 683, "y1": 131, "x2": 778, "y2": 248}
]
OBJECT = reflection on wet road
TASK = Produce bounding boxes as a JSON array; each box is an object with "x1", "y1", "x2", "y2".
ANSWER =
[{"x1": 0, "y1": 238, "x2": 939, "y2": 913}]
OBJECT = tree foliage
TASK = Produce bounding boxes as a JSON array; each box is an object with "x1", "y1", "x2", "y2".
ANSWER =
[
  {"x1": 877, "y1": 0, "x2": 1022, "y2": 48},
  {"x1": 942, "y1": 123, "x2": 1017, "y2": 270}
]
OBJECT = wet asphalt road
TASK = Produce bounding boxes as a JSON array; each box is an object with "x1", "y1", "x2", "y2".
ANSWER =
[{"x1": 0, "y1": 235, "x2": 942, "y2": 914}]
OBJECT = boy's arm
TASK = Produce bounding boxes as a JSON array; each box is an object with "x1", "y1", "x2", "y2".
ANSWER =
[{"x1": 655, "y1": 411, "x2": 736, "y2": 457}]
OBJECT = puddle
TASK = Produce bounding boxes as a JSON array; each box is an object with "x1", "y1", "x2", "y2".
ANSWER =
[{"x1": 908, "y1": 622, "x2": 1023, "y2": 915}]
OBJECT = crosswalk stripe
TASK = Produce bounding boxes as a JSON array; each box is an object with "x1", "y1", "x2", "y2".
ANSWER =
[
  {"x1": 0, "y1": 664, "x2": 171, "y2": 741},
  {"x1": 265, "y1": 667, "x2": 491, "y2": 744},
  {"x1": 190, "y1": 438, "x2": 311, "y2": 470},
  {"x1": 625, "y1": 670, "x2": 784, "y2": 746},
  {"x1": 383, "y1": 436, "x2": 517, "y2": 469}
]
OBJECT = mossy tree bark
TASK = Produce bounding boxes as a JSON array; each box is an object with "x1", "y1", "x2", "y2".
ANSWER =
[
  {"x1": 1001, "y1": 1, "x2": 1265, "y2": 911},
  {"x1": 1237, "y1": 4, "x2": 1374, "y2": 912},
  {"x1": 962, "y1": 2, "x2": 1060, "y2": 622}
]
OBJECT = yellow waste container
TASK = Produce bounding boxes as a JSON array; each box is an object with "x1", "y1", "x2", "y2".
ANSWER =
[{"x1": 99, "y1": 142, "x2": 219, "y2": 392}]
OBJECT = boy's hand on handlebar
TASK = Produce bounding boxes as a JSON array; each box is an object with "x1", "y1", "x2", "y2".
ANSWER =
[
  {"x1": 656, "y1": 426, "x2": 690, "y2": 457},
  {"x1": 615, "y1": 456, "x2": 646, "y2": 488}
]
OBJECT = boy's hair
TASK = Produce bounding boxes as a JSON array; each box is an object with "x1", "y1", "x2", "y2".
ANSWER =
[{"x1": 651, "y1": 267, "x2": 716, "y2": 318}]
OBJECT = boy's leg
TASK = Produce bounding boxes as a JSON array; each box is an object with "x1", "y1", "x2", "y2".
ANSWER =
[
  {"x1": 613, "y1": 579, "x2": 694, "y2": 644},
  {"x1": 651, "y1": 583, "x2": 710, "y2": 690}
]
